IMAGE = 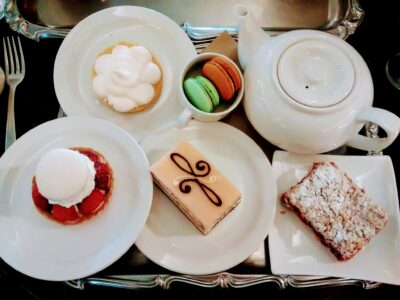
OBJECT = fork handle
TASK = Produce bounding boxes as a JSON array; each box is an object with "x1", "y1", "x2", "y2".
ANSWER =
[{"x1": 5, "y1": 86, "x2": 16, "y2": 150}]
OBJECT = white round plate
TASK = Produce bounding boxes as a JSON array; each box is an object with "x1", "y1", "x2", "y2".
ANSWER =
[
  {"x1": 0, "y1": 116, "x2": 153, "y2": 281},
  {"x1": 136, "y1": 121, "x2": 277, "y2": 275},
  {"x1": 54, "y1": 6, "x2": 197, "y2": 141}
]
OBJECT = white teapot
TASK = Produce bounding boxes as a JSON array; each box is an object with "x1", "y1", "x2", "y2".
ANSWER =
[{"x1": 234, "y1": 5, "x2": 400, "y2": 154}]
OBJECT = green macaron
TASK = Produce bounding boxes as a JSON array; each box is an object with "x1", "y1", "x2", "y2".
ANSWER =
[
  {"x1": 183, "y1": 76, "x2": 220, "y2": 113},
  {"x1": 195, "y1": 76, "x2": 220, "y2": 107}
]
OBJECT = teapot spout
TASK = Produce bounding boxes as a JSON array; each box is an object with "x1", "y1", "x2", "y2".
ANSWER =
[{"x1": 234, "y1": 5, "x2": 271, "y2": 70}]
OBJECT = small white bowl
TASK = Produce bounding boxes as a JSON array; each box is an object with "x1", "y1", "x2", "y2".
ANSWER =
[{"x1": 177, "y1": 52, "x2": 244, "y2": 127}]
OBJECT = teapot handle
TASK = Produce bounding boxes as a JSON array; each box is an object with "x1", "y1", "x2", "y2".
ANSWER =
[{"x1": 346, "y1": 107, "x2": 400, "y2": 152}]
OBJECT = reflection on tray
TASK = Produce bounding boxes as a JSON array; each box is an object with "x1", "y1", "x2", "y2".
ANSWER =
[{"x1": 5, "y1": 0, "x2": 364, "y2": 41}]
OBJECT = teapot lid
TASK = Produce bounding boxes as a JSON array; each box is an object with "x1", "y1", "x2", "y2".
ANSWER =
[{"x1": 277, "y1": 40, "x2": 355, "y2": 108}]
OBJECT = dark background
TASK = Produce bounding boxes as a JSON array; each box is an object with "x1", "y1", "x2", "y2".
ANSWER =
[{"x1": 1, "y1": 1, "x2": 400, "y2": 298}]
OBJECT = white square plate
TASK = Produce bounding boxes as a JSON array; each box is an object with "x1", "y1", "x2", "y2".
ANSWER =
[{"x1": 269, "y1": 151, "x2": 400, "y2": 285}]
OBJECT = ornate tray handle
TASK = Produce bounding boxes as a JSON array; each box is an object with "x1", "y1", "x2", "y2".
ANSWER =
[
  {"x1": 2, "y1": 0, "x2": 69, "y2": 41},
  {"x1": 66, "y1": 273, "x2": 381, "y2": 290},
  {"x1": 329, "y1": 0, "x2": 364, "y2": 39}
]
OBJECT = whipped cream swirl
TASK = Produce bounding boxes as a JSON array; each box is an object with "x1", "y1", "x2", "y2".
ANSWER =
[{"x1": 92, "y1": 44, "x2": 161, "y2": 112}]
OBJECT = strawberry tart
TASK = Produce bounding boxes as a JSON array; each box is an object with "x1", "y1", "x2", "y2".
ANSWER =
[{"x1": 32, "y1": 148, "x2": 113, "y2": 224}]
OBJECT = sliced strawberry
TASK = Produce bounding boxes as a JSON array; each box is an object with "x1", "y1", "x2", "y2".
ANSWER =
[
  {"x1": 95, "y1": 174, "x2": 110, "y2": 191},
  {"x1": 32, "y1": 180, "x2": 49, "y2": 211},
  {"x1": 94, "y1": 162, "x2": 108, "y2": 174},
  {"x1": 80, "y1": 150, "x2": 106, "y2": 171},
  {"x1": 52, "y1": 205, "x2": 80, "y2": 223},
  {"x1": 79, "y1": 151, "x2": 111, "y2": 190},
  {"x1": 78, "y1": 189, "x2": 106, "y2": 215},
  {"x1": 95, "y1": 161, "x2": 104, "y2": 170},
  {"x1": 94, "y1": 163, "x2": 110, "y2": 190}
]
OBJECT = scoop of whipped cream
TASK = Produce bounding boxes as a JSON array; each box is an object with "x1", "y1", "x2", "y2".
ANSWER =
[
  {"x1": 92, "y1": 44, "x2": 161, "y2": 112},
  {"x1": 35, "y1": 148, "x2": 96, "y2": 208}
]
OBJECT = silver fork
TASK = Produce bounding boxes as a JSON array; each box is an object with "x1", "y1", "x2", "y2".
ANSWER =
[{"x1": 3, "y1": 36, "x2": 25, "y2": 150}]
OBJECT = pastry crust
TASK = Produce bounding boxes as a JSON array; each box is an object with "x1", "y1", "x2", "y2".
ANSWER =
[{"x1": 281, "y1": 161, "x2": 388, "y2": 261}]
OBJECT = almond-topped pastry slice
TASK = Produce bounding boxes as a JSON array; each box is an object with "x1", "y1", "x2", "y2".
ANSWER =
[
  {"x1": 281, "y1": 161, "x2": 388, "y2": 261},
  {"x1": 151, "y1": 141, "x2": 241, "y2": 235}
]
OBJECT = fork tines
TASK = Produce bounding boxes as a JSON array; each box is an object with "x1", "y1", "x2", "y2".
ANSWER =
[{"x1": 3, "y1": 36, "x2": 25, "y2": 77}]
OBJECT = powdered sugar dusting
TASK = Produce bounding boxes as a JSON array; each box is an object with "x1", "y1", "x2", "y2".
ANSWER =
[{"x1": 281, "y1": 162, "x2": 388, "y2": 261}]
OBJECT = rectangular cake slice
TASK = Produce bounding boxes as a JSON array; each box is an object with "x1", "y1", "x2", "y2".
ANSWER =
[
  {"x1": 151, "y1": 141, "x2": 241, "y2": 235},
  {"x1": 281, "y1": 161, "x2": 388, "y2": 261}
]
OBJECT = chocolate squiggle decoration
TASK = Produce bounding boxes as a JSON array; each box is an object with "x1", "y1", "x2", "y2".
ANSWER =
[
  {"x1": 170, "y1": 153, "x2": 210, "y2": 177},
  {"x1": 170, "y1": 153, "x2": 222, "y2": 206}
]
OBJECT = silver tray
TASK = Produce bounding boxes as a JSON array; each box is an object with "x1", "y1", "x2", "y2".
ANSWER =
[
  {"x1": 5, "y1": 0, "x2": 377, "y2": 291},
  {"x1": 2, "y1": 0, "x2": 364, "y2": 43}
]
